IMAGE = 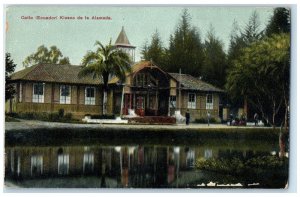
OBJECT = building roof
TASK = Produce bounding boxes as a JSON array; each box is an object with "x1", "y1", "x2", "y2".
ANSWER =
[
  {"x1": 11, "y1": 63, "x2": 102, "y2": 85},
  {"x1": 108, "y1": 60, "x2": 167, "y2": 84},
  {"x1": 114, "y1": 26, "x2": 135, "y2": 48},
  {"x1": 109, "y1": 61, "x2": 224, "y2": 93},
  {"x1": 168, "y1": 73, "x2": 224, "y2": 92}
]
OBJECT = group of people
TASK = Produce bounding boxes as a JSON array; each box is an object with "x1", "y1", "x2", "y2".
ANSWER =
[
  {"x1": 229, "y1": 112, "x2": 259, "y2": 126},
  {"x1": 184, "y1": 110, "x2": 260, "y2": 126}
]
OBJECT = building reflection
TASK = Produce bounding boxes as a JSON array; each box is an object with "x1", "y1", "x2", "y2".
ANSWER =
[{"x1": 5, "y1": 144, "x2": 275, "y2": 188}]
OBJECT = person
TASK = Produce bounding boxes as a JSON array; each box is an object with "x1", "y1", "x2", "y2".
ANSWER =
[
  {"x1": 185, "y1": 110, "x2": 190, "y2": 125},
  {"x1": 254, "y1": 113, "x2": 258, "y2": 126},
  {"x1": 229, "y1": 113, "x2": 233, "y2": 126},
  {"x1": 207, "y1": 111, "x2": 211, "y2": 126}
]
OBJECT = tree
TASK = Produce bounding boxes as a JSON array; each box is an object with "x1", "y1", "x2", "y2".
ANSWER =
[
  {"x1": 265, "y1": 8, "x2": 290, "y2": 37},
  {"x1": 226, "y1": 33, "x2": 290, "y2": 127},
  {"x1": 141, "y1": 29, "x2": 167, "y2": 67},
  {"x1": 6, "y1": 53, "x2": 17, "y2": 113},
  {"x1": 241, "y1": 11, "x2": 264, "y2": 45},
  {"x1": 6, "y1": 53, "x2": 16, "y2": 102},
  {"x1": 227, "y1": 12, "x2": 264, "y2": 115},
  {"x1": 202, "y1": 25, "x2": 227, "y2": 88},
  {"x1": 79, "y1": 40, "x2": 131, "y2": 115},
  {"x1": 23, "y1": 45, "x2": 71, "y2": 67},
  {"x1": 167, "y1": 9, "x2": 204, "y2": 76},
  {"x1": 227, "y1": 20, "x2": 246, "y2": 67}
]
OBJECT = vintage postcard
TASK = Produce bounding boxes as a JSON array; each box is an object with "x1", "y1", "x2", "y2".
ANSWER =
[{"x1": 4, "y1": 5, "x2": 291, "y2": 190}]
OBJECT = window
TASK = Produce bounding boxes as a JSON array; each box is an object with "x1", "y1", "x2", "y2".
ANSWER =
[
  {"x1": 204, "y1": 149, "x2": 213, "y2": 159},
  {"x1": 58, "y1": 154, "x2": 69, "y2": 175},
  {"x1": 83, "y1": 153, "x2": 94, "y2": 174},
  {"x1": 169, "y1": 96, "x2": 176, "y2": 108},
  {"x1": 135, "y1": 73, "x2": 149, "y2": 87},
  {"x1": 188, "y1": 93, "x2": 196, "y2": 109},
  {"x1": 136, "y1": 96, "x2": 144, "y2": 109},
  {"x1": 19, "y1": 83, "x2": 22, "y2": 102},
  {"x1": 31, "y1": 155, "x2": 43, "y2": 176},
  {"x1": 186, "y1": 149, "x2": 195, "y2": 168},
  {"x1": 206, "y1": 94, "x2": 213, "y2": 109},
  {"x1": 85, "y1": 87, "x2": 95, "y2": 105},
  {"x1": 32, "y1": 83, "x2": 44, "y2": 103},
  {"x1": 60, "y1": 85, "x2": 71, "y2": 104}
]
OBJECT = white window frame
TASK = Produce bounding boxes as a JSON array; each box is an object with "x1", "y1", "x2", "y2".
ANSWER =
[
  {"x1": 204, "y1": 149, "x2": 213, "y2": 159},
  {"x1": 31, "y1": 155, "x2": 43, "y2": 176},
  {"x1": 206, "y1": 94, "x2": 213, "y2": 109},
  {"x1": 186, "y1": 149, "x2": 195, "y2": 168},
  {"x1": 169, "y1": 96, "x2": 176, "y2": 108},
  {"x1": 83, "y1": 152, "x2": 94, "y2": 173},
  {"x1": 32, "y1": 83, "x2": 44, "y2": 103},
  {"x1": 188, "y1": 93, "x2": 196, "y2": 109},
  {"x1": 85, "y1": 87, "x2": 96, "y2": 105},
  {"x1": 19, "y1": 83, "x2": 22, "y2": 102},
  {"x1": 58, "y1": 154, "x2": 69, "y2": 175},
  {"x1": 60, "y1": 85, "x2": 71, "y2": 104}
]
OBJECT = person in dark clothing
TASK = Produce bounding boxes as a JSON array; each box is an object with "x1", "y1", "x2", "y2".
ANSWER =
[
  {"x1": 185, "y1": 110, "x2": 190, "y2": 125},
  {"x1": 229, "y1": 113, "x2": 233, "y2": 126},
  {"x1": 254, "y1": 113, "x2": 258, "y2": 126},
  {"x1": 207, "y1": 111, "x2": 211, "y2": 126}
]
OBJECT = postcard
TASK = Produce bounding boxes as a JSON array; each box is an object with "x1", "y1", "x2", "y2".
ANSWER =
[{"x1": 4, "y1": 5, "x2": 291, "y2": 190}]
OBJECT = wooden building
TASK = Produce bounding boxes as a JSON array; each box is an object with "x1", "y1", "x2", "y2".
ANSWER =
[
  {"x1": 109, "y1": 61, "x2": 224, "y2": 121},
  {"x1": 9, "y1": 63, "x2": 103, "y2": 118}
]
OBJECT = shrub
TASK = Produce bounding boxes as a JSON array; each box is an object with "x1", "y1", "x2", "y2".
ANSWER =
[
  {"x1": 48, "y1": 112, "x2": 60, "y2": 122},
  {"x1": 58, "y1": 109, "x2": 65, "y2": 118},
  {"x1": 194, "y1": 117, "x2": 217, "y2": 124},
  {"x1": 64, "y1": 113, "x2": 73, "y2": 121}
]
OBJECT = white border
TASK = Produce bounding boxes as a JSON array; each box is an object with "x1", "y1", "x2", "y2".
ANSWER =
[{"x1": 1, "y1": 0, "x2": 299, "y2": 196}]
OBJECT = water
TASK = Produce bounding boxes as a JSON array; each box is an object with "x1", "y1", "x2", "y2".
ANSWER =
[{"x1": 4, "y1": 130, "x2": 288, "y2": 189}]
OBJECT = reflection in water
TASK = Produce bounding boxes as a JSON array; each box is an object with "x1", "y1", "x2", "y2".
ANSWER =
[{"x1": 5, "y1": 141, "x2": 287, "y2": 188}]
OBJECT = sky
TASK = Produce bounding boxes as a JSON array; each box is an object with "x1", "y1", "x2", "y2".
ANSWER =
[{"x1": 5, "y1": 5, "x2": 276, "y2": 71}]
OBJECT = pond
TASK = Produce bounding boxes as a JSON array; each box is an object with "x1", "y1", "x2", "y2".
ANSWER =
[{"x1": 4, "y1": 128, "x2": 289, "y2": 189}]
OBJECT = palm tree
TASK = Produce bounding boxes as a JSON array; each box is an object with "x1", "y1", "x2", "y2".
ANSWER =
[{"x1": 79, "y1": 40, "x2": 131, "y2": 115}]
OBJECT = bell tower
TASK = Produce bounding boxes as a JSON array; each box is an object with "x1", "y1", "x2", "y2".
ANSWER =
[{"x1": 114, "y1": 26, "x2": 136, "y2": 62}]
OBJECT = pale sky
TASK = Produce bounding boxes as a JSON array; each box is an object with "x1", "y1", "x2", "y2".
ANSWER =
[{"x1": 5, "y1": 5, "x2": 275, "y2": 71}]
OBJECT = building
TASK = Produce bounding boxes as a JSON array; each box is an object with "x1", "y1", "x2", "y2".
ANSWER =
[
  {"x1": 108, "y1": 61, "x2": 224, "y2": 121},
  {"x1": 9, "y1": 63, "x2": 103, "y2": 118},
  {"x1": 8, "y1": 27, "x2": 224, "y2": 121}
]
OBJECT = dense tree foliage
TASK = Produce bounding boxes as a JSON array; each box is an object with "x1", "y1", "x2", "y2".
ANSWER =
[
  {"x1": 5, "y1": 53, "x2": 16, "y2": 101},
  {"x1": 202, "y1": 26, "x2": 227, "y2": 88},
  {"x1": 265, "y1": 8, "x2": 290, "y2": 36},
  {"x1": 141, "y1": 9, "x2": 204, "y2": 76},
  {"x1": 79, "y1": 40, "x2": 131, "y2": 114},
  {"x1": 226, "y1": 33, "x2": 290, "y2": 127},
  {"x1": 23, "y1": 45, "x2": 70, "y2": 67},
  {"x1": 167, "y1": 9, "x2": 204, "y2": 76},
  {"x1": 141, "y1": 30, "x2": 167, "y2": 67}
]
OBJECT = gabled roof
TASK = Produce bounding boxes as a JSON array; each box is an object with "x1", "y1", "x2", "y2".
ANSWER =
[
  {"x1": 108, "y1": 60, "x2": 167, "y2": 84},
  {"x1": 11, "y1": 63, "x2": 102, "y2": 85},
  {"x1": 115, "y1": 26, "x2": 135, "y2": 48},
  {"x1": 168, "y1": 73, "x2": 224, "y2": 92}
]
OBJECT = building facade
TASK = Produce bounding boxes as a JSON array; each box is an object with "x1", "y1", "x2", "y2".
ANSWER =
[
  {"x1": 9, "y1": 63, "x2": 103, "y2": 118},
  {"x1": 108, "y1": 61, "x2": 224, "y2": 121}
]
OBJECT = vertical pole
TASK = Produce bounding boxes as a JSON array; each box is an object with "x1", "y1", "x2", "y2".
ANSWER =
[
  {"x1": 178, "y1": 69, "x2": 181, "y2": 112},
  {"x1": 120, "y1": 85, "x2": 125, "y2": 117},
  {"x1": 51, "y1": 83, "x2": 55, "y2": 112}
]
